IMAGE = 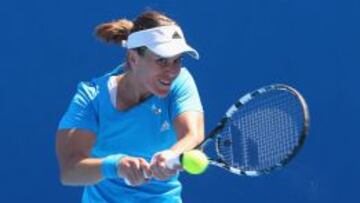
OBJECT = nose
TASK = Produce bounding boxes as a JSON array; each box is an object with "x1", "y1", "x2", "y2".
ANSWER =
[
  {"x1": 164, "y1": 63, "x2": 181, "y2": 78},
  {"x1": 169, "y1": 64, "x2": 181, "y2": 78}
]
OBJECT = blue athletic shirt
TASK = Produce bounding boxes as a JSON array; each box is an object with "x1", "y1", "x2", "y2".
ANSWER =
[{"x1": 58, "y1": 65, "x2": 203, "y2": 203}]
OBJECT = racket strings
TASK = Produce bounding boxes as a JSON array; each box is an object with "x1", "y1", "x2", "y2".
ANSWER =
[
  {"x1": 217, "y1": 90, "x2": 305, "y2": 172},
  {"x1": 215, "y1": 125, "x2": 234, "y2": 165}
]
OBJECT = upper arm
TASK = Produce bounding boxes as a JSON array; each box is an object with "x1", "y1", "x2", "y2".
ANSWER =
[
  {"x1": 169, "y1": 68, "x2": 203, "y2": 121},
  {"x1": 58, "y1": 82, "x2": 99, "y2": 134},
  {"x1": 170, "y1": 68, "x2": 205, "y2": 141},
  {"x1": 56, "y1": 81, "x2": 99, "y2": 171},
  {"x1": 173, "y1": 111, "x2": 204, "y2": 141}
]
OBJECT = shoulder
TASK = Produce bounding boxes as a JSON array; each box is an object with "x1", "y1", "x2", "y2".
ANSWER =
[
  {"x1": 177, "y1": 67, "x2": 193, "y2": 80},
  {"x1": 77, "y1": 64, "x2": 124, "y2": 99},
  {"x1": 171, "y1": 67, "x2": 195, "y2": 88},
  {"x1": 167, "y1": 67, "x2": 200, "y2": 100}
]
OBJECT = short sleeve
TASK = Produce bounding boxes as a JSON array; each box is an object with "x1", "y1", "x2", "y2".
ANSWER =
[
  {"x1": 58, "y1": 81, "x2": 99, "y2": 135},
  {"x1": 169, "y1": 68, "x2": 203, "y2": 121}
]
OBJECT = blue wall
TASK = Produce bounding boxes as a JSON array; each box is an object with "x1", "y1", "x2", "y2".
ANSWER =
[{"x1": 1, "y1": 0, "x2": 359, "y2": 202}]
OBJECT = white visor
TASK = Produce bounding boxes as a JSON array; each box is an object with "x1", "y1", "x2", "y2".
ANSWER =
[{"x1": 123, "y1": 25, "x2": 199, "y2": 59}]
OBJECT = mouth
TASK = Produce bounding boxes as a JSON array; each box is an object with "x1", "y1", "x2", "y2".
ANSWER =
[{"x1": 158, "y1": 79, "x2": 172, "y2": 87}]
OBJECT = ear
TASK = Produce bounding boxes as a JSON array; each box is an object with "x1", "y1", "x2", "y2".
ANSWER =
[{"x1": 127, "y1": 50, "x2": 140, "y2": 68}]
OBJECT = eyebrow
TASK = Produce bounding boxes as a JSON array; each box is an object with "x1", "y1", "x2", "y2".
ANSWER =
[{"x1": 156, "y1": 55, "x2": 182, "y2": 62}]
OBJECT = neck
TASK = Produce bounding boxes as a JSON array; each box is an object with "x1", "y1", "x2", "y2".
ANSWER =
[{"x1": 118, "y1": 71, "x2": 151, "y2": 106}]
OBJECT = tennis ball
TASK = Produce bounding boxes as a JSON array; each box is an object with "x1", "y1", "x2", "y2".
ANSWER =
[{"x1": 181, "y1": 150, "x2": 209, "y2": 175}]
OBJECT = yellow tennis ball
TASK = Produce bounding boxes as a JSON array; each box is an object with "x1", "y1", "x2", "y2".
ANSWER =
[{"x1": 182, "y1": 150, "x2": 209, "y2": 174}]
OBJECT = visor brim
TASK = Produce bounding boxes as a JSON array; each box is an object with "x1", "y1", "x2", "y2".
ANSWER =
[{"x1": 147, "y1": 41, "x2": 200, "y2": 60}]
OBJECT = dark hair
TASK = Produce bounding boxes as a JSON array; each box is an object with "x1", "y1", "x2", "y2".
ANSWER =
[{"x1": 95, "y1": 10, "x2": 176, "y2": 56}]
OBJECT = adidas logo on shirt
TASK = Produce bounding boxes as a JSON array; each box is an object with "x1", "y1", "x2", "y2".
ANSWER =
[{"x1": 160, "y1": 120, "x2": 170, "y2": 132}]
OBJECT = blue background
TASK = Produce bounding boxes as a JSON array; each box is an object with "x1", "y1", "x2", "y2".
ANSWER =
[{"x1": 1, "y1": 0, "x2": 359, "y2": 202}]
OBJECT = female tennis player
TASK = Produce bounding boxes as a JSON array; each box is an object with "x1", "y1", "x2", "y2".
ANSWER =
[{"x1": 56, "y1": 10, "x2": 204, "y2": 203}]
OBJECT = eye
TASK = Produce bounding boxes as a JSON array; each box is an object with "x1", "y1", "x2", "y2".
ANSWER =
[
  {"x1": 174, "y1": 56, "x2": 183, "y2": 65},
  {"x1": 156, "y1": 58, "x2": 168, "y2": 67}
]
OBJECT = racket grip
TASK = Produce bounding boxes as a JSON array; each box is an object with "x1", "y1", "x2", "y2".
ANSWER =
[
  {"x1": 124, "y1": 178, "x2": 131, "y2": 186},
  {"x1": 151, "y1": 150, "x2": 181, "y2": 170},
  {"x1": 165, "y1": 156, "x2": 181, "y2": 170}
]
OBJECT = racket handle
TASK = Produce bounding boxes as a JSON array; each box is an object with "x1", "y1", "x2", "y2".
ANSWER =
[
  {"x1": 124, "y1": 178, "x2": 131, "y2": 186},
  {"x1": 165, "y1": 156, "x2": 181, "y2": 170}
]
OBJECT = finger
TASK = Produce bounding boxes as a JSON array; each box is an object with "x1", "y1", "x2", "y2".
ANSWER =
[
  {"x1": 156, "y1": 161, "x2": 173, "y2": 180},
  {"x1": 151, "y1": 152, "x2": 166, "y2": 165},
  {"x1": 161, "y1": 168, "x2": 177, "y2": 178},
  {"x1": 150, "y1": 154, "x2": 176, "y2": 180},
  {"x1": 164, "y1": 160, "x2": 182, "y2": 174},
  {"x1": 118, "y1": 158, "x2": 131, "y2": 177},
  {"x1": 125, "y1": 169, "x2": 136, "y2": 186},
  {"x1": 171, "y1": 164, "x2": 183, "y2": 171},
  {"x1": 120, "y1": 161, "x2": 136, "y2": 185},
  {"x1": 150, "y1": 163, "x2": 167, "y2": 180},
  {"x1": 122, "y1": 160, "x2": 139, "y2": 186},
  {"x1": 139, "y1": 158, "x2": 152, "y2": 179},
  {"x1": 158, "y1": 160, "x2": 180, "y2": 178},
  {"x1": 156, "y1": 160, "x2": 168, "y2": 177},
  {"x1": 130, "y1": 160, "x2": 145, "y2": 185},
  {"x1": 150, "y1": 164, "x2": 160, "y2": 179}
]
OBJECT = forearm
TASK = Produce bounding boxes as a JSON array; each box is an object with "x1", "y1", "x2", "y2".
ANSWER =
[
  {"x1": 60, "y1": 157, "x2": 103, "y2": 186},
  {"x1": 170, "y1": 132, "x2": 204, "y2": 155},
  {"x1": 171, "y1": 111, "x2": 205, "y2": 155}
]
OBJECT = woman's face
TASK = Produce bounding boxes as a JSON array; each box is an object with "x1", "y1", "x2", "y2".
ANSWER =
[{"x1": 131, "y1": 49, "x2": 182, "y2": 97}]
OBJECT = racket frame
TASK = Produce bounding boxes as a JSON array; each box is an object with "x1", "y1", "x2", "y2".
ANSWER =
[{"x1": 195, "y1": 84, "x2": 310, "y2": 176}]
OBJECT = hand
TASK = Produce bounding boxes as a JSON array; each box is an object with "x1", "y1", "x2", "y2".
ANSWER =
[
  {"x1": 118, "y1": 156, "x2": 152, "y2": 186},
  {"x1": 150, "y1": 150, "x2": 183, "y2": 181}
]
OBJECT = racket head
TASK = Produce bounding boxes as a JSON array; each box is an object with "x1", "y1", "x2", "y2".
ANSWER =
[{"x1": 203, "y1": 84, "x2": 310, "y2": 176}]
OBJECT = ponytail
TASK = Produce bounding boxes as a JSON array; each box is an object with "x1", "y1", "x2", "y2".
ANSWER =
[{"x1": 95, "y1": 19, "x2": 134, "y2": 44}]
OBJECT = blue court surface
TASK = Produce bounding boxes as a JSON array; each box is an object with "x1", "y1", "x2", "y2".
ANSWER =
[{"x1": 0, "y1": 0, "x2": 359, "y2": 202}]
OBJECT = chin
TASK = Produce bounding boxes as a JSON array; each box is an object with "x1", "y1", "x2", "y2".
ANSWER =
[
  {"x1": 154, "y1": 88, "x2": 170, "y2": 97},
  {"x1": 156, "y1": 91, "x2": 169, "y2": 97}
]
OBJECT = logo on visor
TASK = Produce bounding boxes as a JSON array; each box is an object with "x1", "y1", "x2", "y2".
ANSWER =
[{"x1": 172, "y1": 31, "x2": 182, "y2": 39}]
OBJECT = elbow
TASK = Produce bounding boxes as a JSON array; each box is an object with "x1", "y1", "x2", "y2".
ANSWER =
[
  {"x1": 60, "y1": 177, "x2": 71, "y2": 186},
  {"x1": 58, "y1": 164, "x2": 99, "y2": 186},
  {"x1": 58, "y1": 158, "x2": 76, "y2": 186},
  {"x1": 59, "y1": 166, "x2": 84, "y2": 186},
  {"x1": 59, "y1": 169, "x2": 76, "y2": 186},
  {"x1": 60, "y1": 173, "x2": 86, "y2": 186}
]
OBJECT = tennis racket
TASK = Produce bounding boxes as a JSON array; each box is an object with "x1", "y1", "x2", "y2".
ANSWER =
[{"x1": 167, "y1": 84, "x2": 310, "y2": 176}]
